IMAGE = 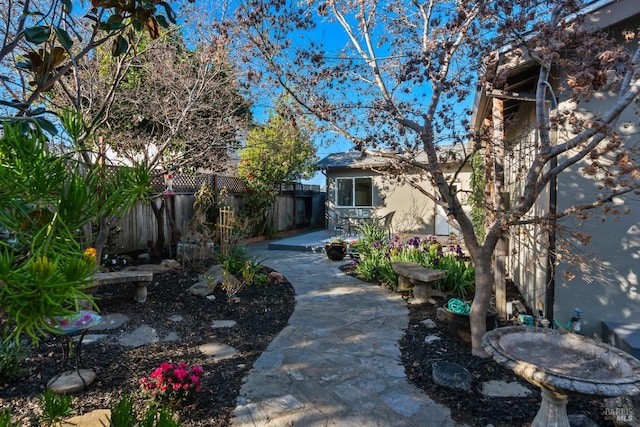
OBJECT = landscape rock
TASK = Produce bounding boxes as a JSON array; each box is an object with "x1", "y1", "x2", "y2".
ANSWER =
[
  {"x1": 47, "y1": 369, "x2": 96, "y2": 394},
  {"x1": 200, "y1": 264, "x2": 226, "y2": 283},
  {"x1": 568, "y1": 414, "x2": 600, "y2": 427},
  {"x1": 480, "y1": 380, "x2": 531, "y2": 397},
  {"x1": 63, "y1": 409, "x2": 110, "y2": 427},
  {"x1": 189, "y1": 265, "x2": 242, "y2": 297},
  {"x1": 268, "y1": 271, "x2": 284, "y2": 283},
  {"x1": 432, "y1": 361, "x2": 472, "y2": 391},
  {"x1": 169, "y1": 314, "x2": 184, "y2": 322},
  {"x1": 160, "y1": 259, "x2": 181, "y2": 269},
  {"x1": 188, "y1": 280, "x2": 215, "y2": 297},
  {"x1": 421, "y1": 318, "x2": 437, "y2": 329},
  {"x1": 424, "y1": 335, "x2": 441, "y2": 344}
]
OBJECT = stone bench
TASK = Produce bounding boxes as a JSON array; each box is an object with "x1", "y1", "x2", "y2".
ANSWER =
[
  {"x1": 92, "y1": 271, "x2": 154, "y2": 303},
  {"x1": 391, "y1": 262, "x2": 446, "y2": 304}
]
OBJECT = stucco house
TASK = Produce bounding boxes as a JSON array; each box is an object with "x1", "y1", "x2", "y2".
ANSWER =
[
  {"x1": 471, "y1": 0, "x2": 640, "y2": 349},
  {"x1": 317, "y1": 150, "x2": 473, "y2": 238}
]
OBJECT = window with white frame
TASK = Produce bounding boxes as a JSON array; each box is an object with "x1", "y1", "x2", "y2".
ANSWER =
[{"x1": 336, "y1": 177, "x2": 373, "y2": 207}]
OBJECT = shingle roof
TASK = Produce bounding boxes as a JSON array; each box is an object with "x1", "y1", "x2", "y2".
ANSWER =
[
  {"x1": 316, "y1": 151, "x2": 390, "y2": 169},
  {"x1": 317, "y1": 146, "x2": 468, "y2": 170}
]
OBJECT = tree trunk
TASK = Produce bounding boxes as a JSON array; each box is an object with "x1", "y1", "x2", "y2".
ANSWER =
[
  {"x1": 469, "y1": 251, "x2": 494, "y2": 357},
  {"x1": 150, "y1": 198, "x2": 166, "y2": 258},
  {"x1": 94, "y1": 214, "x2": 114, "y2": 264}
]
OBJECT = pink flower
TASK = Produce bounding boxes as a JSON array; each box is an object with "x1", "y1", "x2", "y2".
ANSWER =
[
  {"x1": 173, "y1": 368, "x2": 188, "y2": 381},
  {"x1": 139, "y1": 361, "x2": 204, "y2": 407}
]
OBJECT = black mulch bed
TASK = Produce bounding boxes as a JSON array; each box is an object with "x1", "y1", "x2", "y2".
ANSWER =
[{"x1": 0, "y1": 260, "x2": 620, "y2": 426}]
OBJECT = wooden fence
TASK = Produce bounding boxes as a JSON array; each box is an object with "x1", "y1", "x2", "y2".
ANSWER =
[{"x1": 107, "y1": 174, "x2": 325, "y2": 254}]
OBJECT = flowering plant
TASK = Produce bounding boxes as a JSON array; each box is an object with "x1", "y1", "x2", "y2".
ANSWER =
[{"x1": 139, "y1": 362, "x2": 204, "y2": 406}]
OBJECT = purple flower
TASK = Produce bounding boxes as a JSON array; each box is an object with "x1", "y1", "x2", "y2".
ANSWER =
[{"x1": 407, "y1": 237, "x2": 421, "y2": 248}]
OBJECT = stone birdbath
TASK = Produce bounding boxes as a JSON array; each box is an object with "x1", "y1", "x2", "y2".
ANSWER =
[{"x1": 482, "y1": 326, "x2": 640, "y2": 427}]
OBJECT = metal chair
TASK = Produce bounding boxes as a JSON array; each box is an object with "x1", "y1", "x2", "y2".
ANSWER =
[
  {"x1": 327, "y1": 211, "x2": 347, "y2": 236},
  {"x1": 378, "y1": 211, "x2": 395, "y2": 239}
]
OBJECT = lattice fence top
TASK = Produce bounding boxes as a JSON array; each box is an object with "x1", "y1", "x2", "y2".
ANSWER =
[
  {"x1": 151, "y1": 174, "x2": 247, "y2": 195},
  {"x1": 216, "y1": 175, "x2": 246, "y2": 193},
  {"x1": 150, "y1": 173, "x2": 320, "y2": 196}
]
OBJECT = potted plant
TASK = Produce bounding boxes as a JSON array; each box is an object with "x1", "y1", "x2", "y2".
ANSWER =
[
  {"x1": 439, "y1": 298, "x2": 498, "y2": 346},
  {"x1": 325, "y1": 238, "x2": 348, "y2": 261}
]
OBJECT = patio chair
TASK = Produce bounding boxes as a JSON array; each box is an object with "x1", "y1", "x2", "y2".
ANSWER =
[
  {"x1": 377, "y1": 211, "x2": 395, "y2": 239},
  {"x1": 327, "y1": 211, "x2": 347, "y2": 236}
]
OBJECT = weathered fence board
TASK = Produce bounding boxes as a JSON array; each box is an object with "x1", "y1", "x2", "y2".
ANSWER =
[{"x1": 109, "y1": 174, "x2": 325, "y2": 254}]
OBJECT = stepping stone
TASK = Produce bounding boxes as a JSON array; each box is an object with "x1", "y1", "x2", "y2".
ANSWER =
[
  {"x1": 432, "y1": 361, "x2": 472, "y2": 391},
  {"x1": 481, "y1": 380, "x2": 531, "y2": 397},
  {"x1": 90, "y1": 313, "x2": 128, "y2": 331},
  {"x1": 47, "y1": 369, "x2": 96, "y2": 394},
  {"x1": 169, "y1": 315, "x2": 184, "y2": 322},
  {"x1": 567, "y1": 414, "x2": 599, "y2": 427},
  {"x1": 199, "y1": 343, "x2": 239, "y2": 361},
  {"x1": 63, "y1": 409, "x2": 111, "y2": 427},
  {"x1": 118, "y1": 325, "x2": 159, "y2": 347},
  {"x1": 211, "y1": 320, "x2": 237, "y2": 329},
  {"x1": 163, "y1": 331, "x2": 180, "y2": 342},
  {"x1": 82, "y1": 334, "x2": 108, "y2": 345}
]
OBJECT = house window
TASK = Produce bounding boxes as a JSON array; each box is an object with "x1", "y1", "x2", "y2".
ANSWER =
[{"x1": 336, "y1": 177, "x2": 373, "y2": 207}]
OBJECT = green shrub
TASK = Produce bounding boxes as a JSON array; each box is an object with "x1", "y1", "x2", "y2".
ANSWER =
[
  {"x1": 0, "y1": 339, "x2": 29, "y2": 384},
  {"x1": 109, "y1": 393, "x2": 137, "y2": 427},
  {"x1": 354, "y1": 234, "x2": 475, "y2": 298},
  {"x1": 110, "y1": 393, "x2": 183, "y2": 427},
  {"x1": 38, "y1": 389, "x2": 73, "y2": 426},
  {"x1": 0, "y1": 409, "x2": 19, "y2": 426},
  {"x1": 218, "y1": 244, "x2": 250, "y2": 275}
]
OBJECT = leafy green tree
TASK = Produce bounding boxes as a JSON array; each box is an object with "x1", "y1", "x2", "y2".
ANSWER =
[
  {"x1": 238, "y1": 106, "x2": 317, "y2": 234},
  {"x1": 0, "y1": 0, "x2": 183, "y2": 342},
  {"x1": 0, "y1": 123, "x2": 150, "y2": 342}
]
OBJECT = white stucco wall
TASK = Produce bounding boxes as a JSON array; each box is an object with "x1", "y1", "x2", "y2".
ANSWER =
[
  {"x1": 552, "y1": 91, "x2": 640, "y2": 338},
  {"x1": 503, "y1": 69, "x2": 640, "y2": 338}
]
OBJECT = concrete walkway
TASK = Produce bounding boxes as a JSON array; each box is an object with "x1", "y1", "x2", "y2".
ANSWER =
[{"x1": 230, "y1": 242, "x2": 458, "y2": 426}]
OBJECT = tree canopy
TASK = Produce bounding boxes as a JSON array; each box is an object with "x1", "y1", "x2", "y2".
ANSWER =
[
  {"x1": 238, "y1": 104, "x2": 317, "y2": 232},
  {"x1": 228, "y1": 0, "x2": 640, "y2": 355}
]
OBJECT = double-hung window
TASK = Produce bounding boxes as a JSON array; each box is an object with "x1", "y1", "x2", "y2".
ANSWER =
[{"x1": 336, "y1": 177, "x2": 373, "y2": 207}]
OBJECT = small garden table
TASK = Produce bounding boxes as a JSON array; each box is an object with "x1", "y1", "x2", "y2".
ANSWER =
[{"x1": 46, "y1": 311, "x2": 101, "y2": 394}]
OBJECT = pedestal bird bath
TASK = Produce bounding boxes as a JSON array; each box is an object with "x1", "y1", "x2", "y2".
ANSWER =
[{"x1": 482, "y1": 326, "x2": 640, "y2": 427}]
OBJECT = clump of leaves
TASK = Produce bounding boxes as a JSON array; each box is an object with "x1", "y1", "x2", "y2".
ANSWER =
[
  {"x1": 354, "y1": 235, "x2": 475, "y2": 298},
  {"x1": 217, "y1": 244, "x2": 268, "y2": 301},
  {"x1": 38, "y1": 389, "x2": 73, "y2": 426},
  {"x1": 218, "y1": 244, "x2": 250, "y2": 276},
  {"x1": 109, "y1": 393, "x2": 137, "y2": 427},
  {"x1": 0, "y1": 339, "x2": 29, "y2": 384},
  {"x1": 110, "y1": 393, "x2": 183, "y2": 426},
  {"x1": 0, "y1": 409, "x2": 19, "y2": 426}
]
